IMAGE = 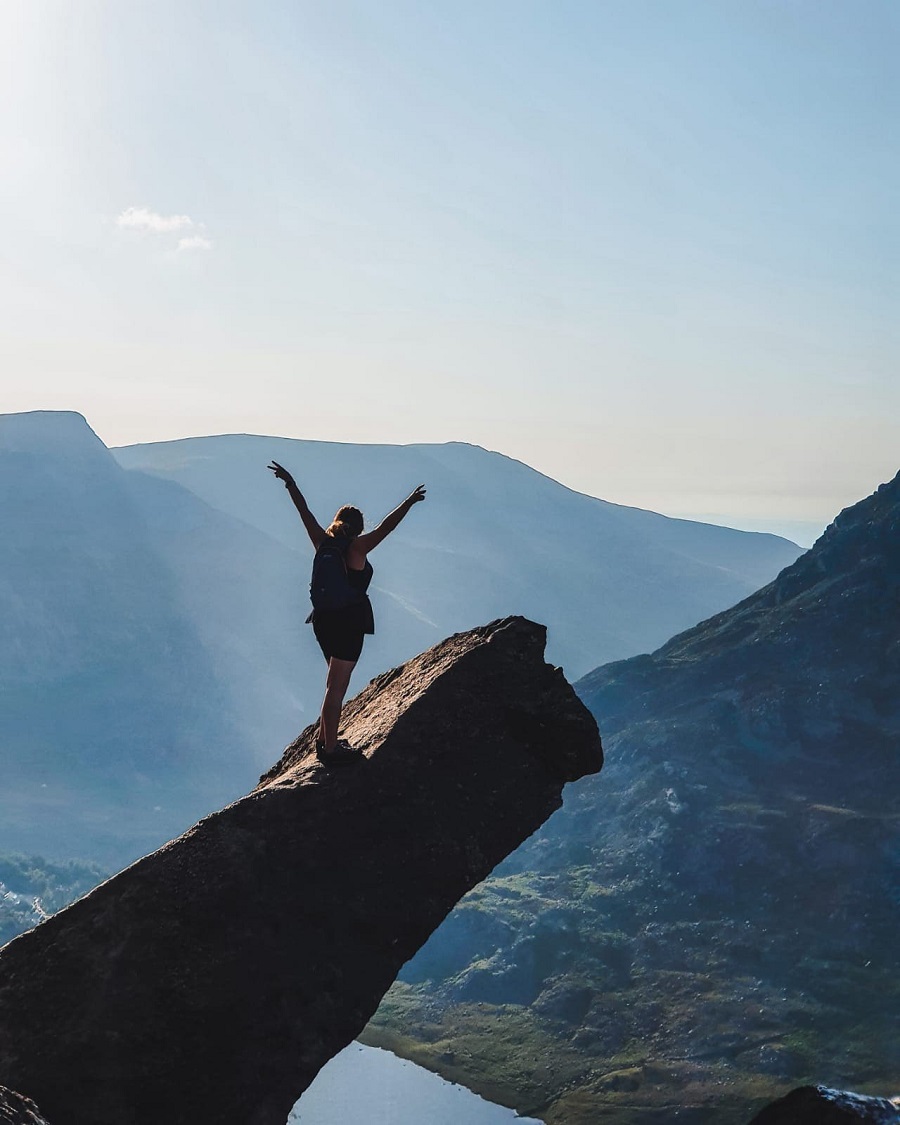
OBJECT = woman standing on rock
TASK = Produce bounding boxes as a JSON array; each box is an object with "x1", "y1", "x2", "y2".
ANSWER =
[{"x1": 268, "y1": 461, "x2": 426, "y2": 764}]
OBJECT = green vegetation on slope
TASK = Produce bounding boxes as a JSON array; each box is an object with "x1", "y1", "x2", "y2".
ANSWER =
[{"x1": 364, "y1": 835, "x2": 899, "y2": 1124}]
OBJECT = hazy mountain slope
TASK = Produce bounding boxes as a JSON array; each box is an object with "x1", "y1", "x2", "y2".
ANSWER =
[
  {"x1": 0, "y1": 411, "x2": 243, "y2": 860},
  {"x1": 364, "y1": 471, "x2": 900, "y2": 1124},
  {"x1": 113, "y1": 434, "x2": 802, "y2": 678},
  {"x1": 119, "y1": 469, "x2": 320, "y2": 756},
  {"x1": 0, "y1": 412, "x2": 439, "y2": 863}
]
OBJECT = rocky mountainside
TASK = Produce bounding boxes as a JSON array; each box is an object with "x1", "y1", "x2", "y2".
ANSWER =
[
  {"x1": 113, "y1": 432, "x2": 801, "y2": 678},
  {"x1": 364, "y1": 472, "x2": 900, "y2": 1124},
  {"x1": 577, "y1": 468, "x2": 900, "y2": 804},
  {"x1": 0, "y1": 618, "x2": 601, "y2": 1125}
]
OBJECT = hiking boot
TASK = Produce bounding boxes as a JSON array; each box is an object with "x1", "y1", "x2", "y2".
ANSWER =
[{"x1": 316, "y1": 738, "x2": 363, "y2": 766}]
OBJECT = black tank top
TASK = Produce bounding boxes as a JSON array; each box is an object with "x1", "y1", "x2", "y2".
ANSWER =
[
  {"x1": 343, "y1": 557, "x2": 375, "y2": 634},
  {"x1": 346, "y1": 560, "x2": 373, "y2": 594}
]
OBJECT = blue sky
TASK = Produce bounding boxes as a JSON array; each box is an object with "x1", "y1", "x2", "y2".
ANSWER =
[{"x1": 2, "y1": 0, "x2": 896, "y2": 543}]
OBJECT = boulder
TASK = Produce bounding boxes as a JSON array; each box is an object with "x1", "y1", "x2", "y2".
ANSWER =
[
  {"x1": 748, "y1": 1085, "x2": 900, "y2": 1124},
  {"x1": 0, "y1": 617, "x2": 601, "y2": 1125}
]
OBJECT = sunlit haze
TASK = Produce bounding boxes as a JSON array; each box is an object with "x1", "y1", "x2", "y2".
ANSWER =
[{"x1": 2, "y1": 1, "x2": 896, "y2": 545}]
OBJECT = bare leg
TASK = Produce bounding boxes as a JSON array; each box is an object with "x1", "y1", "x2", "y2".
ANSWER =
[
  {"x1": 319, "y1": 657, "x2": 356, "y2": 751},
  {"x1": 317, "y1": 651, "x2": 330, "y2": 746}
]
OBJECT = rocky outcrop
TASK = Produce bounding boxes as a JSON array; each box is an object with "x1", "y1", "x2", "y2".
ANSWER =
[
  {"x1": 747, "y1": 1085, "x2": 900, "y2": 1124},
  {"x1": 0, "y1": 1087, "x2": 51, "y2": 1125},
  {"x1": 0, "y1": 617, "x2": 601, "y2": 1125}
]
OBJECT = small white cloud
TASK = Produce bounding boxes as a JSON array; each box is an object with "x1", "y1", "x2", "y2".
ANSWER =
[
  {"x1": 116, "y1": 206, "x2": 195, "y2": 233},
  {"x1": 177, "y1": 235, "x2": 213, "y2": 252},
  {"x1": 115, "y1": 204, "x2": 214, "y2": 255}
]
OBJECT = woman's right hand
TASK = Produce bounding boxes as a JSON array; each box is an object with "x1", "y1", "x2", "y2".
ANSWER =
[
  {"x1": 268, "y1": 461, "x2": 295, "y2": 487},
  {"x1": 407, "y1": 484, "x2": 427, "y2": 505}
]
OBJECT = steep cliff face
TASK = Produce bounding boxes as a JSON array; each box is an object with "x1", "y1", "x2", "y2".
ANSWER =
[
  {"x1": 578, "y1": 469, "x2": 900, "y2": 803},
  {"x1": 363, "y1": 472, "x2": 899, "y2": 1123},
  {"x1": 0, "y1": 617, "x2": 601, "y2": 1125}
]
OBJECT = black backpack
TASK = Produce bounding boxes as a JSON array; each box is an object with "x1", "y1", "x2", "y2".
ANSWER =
[{"x1": 309, "y1": 535, "x2": 365, "y2": 613}]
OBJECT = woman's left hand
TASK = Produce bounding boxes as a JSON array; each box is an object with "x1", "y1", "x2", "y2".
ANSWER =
[{"x1": 408, "y1": 484, "x2": 427, "y2": 504}]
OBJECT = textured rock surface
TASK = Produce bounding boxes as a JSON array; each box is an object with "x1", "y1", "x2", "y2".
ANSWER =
[
  {"x1": 0, "y1": 617, "x2": 601, "y2": 1125},
  {"x1": 0, "y1": 1087, "x2": 51, "y2": 1125},
  {"x1": 747, "y1": 1085, "x2": 900, "y2": 1124}
]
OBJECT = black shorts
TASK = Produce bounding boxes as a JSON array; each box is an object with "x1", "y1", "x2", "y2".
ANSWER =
[{"x1": 312, "y1": 604, "x2": 369, "y2": 662}]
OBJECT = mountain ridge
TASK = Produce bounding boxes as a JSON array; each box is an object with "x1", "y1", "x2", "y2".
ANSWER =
[{"x1": 113, "y1": 429, "x2": 801, "y2": 676}]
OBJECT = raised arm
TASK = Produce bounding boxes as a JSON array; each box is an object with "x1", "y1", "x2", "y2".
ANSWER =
[
  {"x1": 268, "y1": 461, "x2": 326, "y2": 548},
  {"x1": 355, "y1": 485, "x2": 426, "y2": 554}
]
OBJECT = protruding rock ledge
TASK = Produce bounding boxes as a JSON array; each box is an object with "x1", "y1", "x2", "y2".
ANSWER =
[{"x1": 0, "y1": 617, "x2": 601, "y2": 1125}]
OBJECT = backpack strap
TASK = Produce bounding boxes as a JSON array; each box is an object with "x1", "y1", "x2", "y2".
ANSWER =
[{"x1": 325, "y1": 532, "x2": 351, "y2": 570}]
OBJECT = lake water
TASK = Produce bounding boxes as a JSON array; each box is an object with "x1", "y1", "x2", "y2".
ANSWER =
[{"x1": 289, "y1": 1042, "x2": 543, "y2": 1124}]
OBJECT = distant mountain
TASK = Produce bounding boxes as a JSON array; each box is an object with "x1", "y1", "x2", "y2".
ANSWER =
[
  {"x1": 113, "y1": 434, "x2": 802, "y2": 678},
  {"x1": 1, "y1": 410, "x2": 799, "y2": 864},
  {"x1": 365, "y1": 472, "x2": 900, "y2": 1124},
  {"x1": 0, "y1": 411, "x2": 324, "y2": 862}
]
